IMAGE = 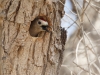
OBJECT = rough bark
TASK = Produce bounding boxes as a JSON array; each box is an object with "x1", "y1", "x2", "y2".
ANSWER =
[{"x1": 0, "y1": 0, "x2": 66, "y2": 75}]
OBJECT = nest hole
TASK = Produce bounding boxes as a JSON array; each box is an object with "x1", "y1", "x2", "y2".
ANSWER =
[{"x1": 29, "y1": 16, "x2": 51, "y2": 37}]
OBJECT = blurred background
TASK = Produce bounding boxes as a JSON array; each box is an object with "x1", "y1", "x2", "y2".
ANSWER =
[{"x1": 59, "y1": 0, "x2": 100, "y2": 75}]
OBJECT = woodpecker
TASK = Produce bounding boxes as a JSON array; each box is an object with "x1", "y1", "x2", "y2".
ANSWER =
[{"x1": 29, "y1": 18, "x2": 50, "y2": 37}]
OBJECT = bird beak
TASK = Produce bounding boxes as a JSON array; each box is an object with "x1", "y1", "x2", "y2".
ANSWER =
[
  {"x1": 41, "y1": 25, "x2": 51, "y2": 32},
  {"x1": 45, "y1": 26, "x2": 51, "y2": 32},
  {"x1": 44, "y1": 26, "x2": 49, "y2": 32}
]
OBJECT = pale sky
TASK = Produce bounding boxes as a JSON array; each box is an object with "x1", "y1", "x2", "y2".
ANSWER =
[{"x1": 61, "y1": 0, "x2": 78, "y2": 40}]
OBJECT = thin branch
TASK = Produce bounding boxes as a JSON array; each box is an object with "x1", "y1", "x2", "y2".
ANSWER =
[
  {"x1": 76, "y1": 0, "x2": 100, "y2": 38},
  {"x1": 66, "y1": 19, "x2": 78, "y2": 30},
  {"x1": 71, "y1": 0, "x2": 81, "y2": 22},
  {"x1": 83, "y1": 29, "x2": 91, "y2": 75},
  {"x1": 86, "y1": 0, "x2": 100, "y2": 9},
  {"x1": 58, "y1": 0, "x2": 77, "y2": 15},
  {"x1": 64, "y1": 13, "x2": 80, "y2": 28},
  {"x1": 75, "y1": 35, "x2": 83, "y2": 64},
  {"x1": 84, "y1": 32, "x2": 98, "y2": 59},
  {"x1": 73, "y1": 62, "x2": 95, "y2": 75},
  {"x1": 85, "y1": 0, "x2": 100, "y2": 14},
  {"x1": 82, "y1": 0, "x2": 92, "y2": 15}
]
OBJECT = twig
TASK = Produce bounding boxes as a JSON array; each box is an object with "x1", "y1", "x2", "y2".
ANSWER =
[
  {"x1": 58, "y1": 0, "x2": 77, "y2": 15},
  {"x1": 73, "y1": 62, "x2": 95, "y2": 75}
]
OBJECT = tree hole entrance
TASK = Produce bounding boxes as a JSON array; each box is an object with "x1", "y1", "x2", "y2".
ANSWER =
[{"x1": 29, "y1": 16, "x2": 51, "y2": 37}]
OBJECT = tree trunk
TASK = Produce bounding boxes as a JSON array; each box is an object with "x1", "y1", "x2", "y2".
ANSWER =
[{"x1": 0, "y1": 0, "x2": 66, "y2": 75}]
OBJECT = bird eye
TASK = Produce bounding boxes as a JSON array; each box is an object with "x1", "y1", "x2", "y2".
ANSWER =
[{"x1": 38, "y1": 21, "x2": 41, "y2": 24}]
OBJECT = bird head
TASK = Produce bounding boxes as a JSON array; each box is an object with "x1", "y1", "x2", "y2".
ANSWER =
[{"x1": 37, "y1": 18, "x2": 51, "y2": 32}]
